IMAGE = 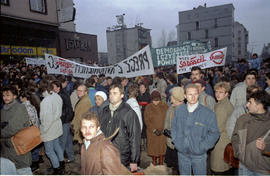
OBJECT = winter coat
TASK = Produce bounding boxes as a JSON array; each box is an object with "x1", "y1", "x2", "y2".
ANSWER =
[
  {"x1": 81, "y1": 131, "x2": 129, "y2": 175},
  {"x1": 137, "y1": 92, "x2": 151, "y2": 138},
  {"x1": 144, "y1": 101, "x2": 168, "y2": 156},
  {"x1": 211, "y1": 97, "x2": 234, "y2": 172},
  {"x1": 126, "y1": 98, "x2": 143, "y2": 131},
  {"x1": 1, "y1": 101, "x2": 32, "y2": 169},
  {"x1": 230, "y1": 82, "x2": 247, "y2": 107},
  {"x1": 40, "y1": 92, "x2": 63, "y2": 142},
  {"x1": 226, "y1": 105, "x2": 248, "y2": 139},
  {"x1": 70, "y1": 90, "x2": 79, "y2": 111},
  {"x1": 171, "y1": 104, "x2": 220, "y2": 156},
  {"x1": 99, "y1": 102, "x2": 141, "y2": 166},
  {"x1": 232, "y1": 112, "x2": 270, "y2": 174},
  {"x1": 198, "y1": 91, "x2": 216, "y2": 111},
  {"x1": 59, "y1": 89, "x2": 74, "y2": 124},
  {"x1": 71, "y1": 95, "x2": 92, "y2": 144}
]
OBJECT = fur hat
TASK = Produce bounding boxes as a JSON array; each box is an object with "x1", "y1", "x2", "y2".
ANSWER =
[
  {"x1": 95, "y1": 91, "x2": 107, "y2": 101},
  {"x1": 171, "y1": 87, "x2": 185, "y2": 102},
  {"x1": 150, "y1": 89, "x2": 161, "y2": 101}
]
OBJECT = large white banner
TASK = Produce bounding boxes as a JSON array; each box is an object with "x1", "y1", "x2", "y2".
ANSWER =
[
  {"x1": 25, "y1": 57, "x2": 46, "y2": 66},
  {"x1": 177, "y1": 47, "x2": 227, "y2": 74},
  {"x1": 45, "y1": 45, "x2": 154, "y2": 78}
]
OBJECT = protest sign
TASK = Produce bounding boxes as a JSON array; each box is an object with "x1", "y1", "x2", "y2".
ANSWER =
[
  {"x1": 151, "y1": 40, "x2": 211, "y2": 67},
  {"x1": 45, "y1": 45, "x2": 154, "y2": 78},
  {"x1": 177, "y1": 47, "x2": 227, "y2": 74},
  {"x1": 25, "y1": 57, "x2": 46, "y2": 66}
]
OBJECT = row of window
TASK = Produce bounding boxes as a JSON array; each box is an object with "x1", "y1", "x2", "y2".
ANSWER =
[
  {"x1": 187, "y1": 31, "x2": 218, "y2": 47},
  {"x1": 1, "y1": 0, "x2": 47, "y2": 14},
  {"x1": 195, "y1": 18, "x2": 218, "y2": 30}
]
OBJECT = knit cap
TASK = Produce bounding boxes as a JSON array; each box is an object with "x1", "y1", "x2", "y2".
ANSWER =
[
  {"x1": 171, "y1": 87, "x2": 185, "y2": 102},
  {"x1": 95, "y1": 91, "x2": 107, "y2": 101}
]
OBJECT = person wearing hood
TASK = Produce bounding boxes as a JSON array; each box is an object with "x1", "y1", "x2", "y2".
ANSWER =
[
  {"x1": 89, "y1": 91, "x2": 109, "y2": 117},
  {"x1": 232, "y1": 90, "x2": 270, "y2": 175},
  {"x1": 80, "y1": 112, "x2": 129, "y2": 175}
]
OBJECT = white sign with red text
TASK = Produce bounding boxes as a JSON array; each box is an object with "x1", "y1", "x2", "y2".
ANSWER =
[
  {"x1": 45, "y1": 45, "x2": 154, "y2": 78},
  {"x1": 177, "y1": 47, "x2": 227, "y2": 74}
]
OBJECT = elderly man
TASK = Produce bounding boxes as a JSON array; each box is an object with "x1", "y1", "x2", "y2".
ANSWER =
[
  {"x1": 171, "y1": 84, "x2": 220, "y2": 175},
  {"x1": 71, "y1": 84, "x2": 92, "y2": 144}
]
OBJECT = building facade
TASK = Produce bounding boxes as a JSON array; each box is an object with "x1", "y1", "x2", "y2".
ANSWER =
[
  {"x1": 233, "y1": 21, "x2": 249, "y2": 61},
  {"x1": 1, "y1": 0, "x2": 59, "y2": 64},
  {"x1": 106, "y1": 25, "x2": 152, "y2": 64},
  {"x1": 177, "y1": 4, "x2": 235, "y2": 64},
  {"x1": 56, "y1": 0, "x2": 76, "y2": 32}
]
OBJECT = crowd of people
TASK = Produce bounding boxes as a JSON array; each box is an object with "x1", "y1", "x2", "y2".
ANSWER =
[{"x1": 1, "y1": 54, "x2": 270, "y2": 175}]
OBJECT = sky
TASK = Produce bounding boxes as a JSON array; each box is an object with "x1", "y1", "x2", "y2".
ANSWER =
[{"x1": 74, "y1": 0, "x2": 270, "y2": 54}]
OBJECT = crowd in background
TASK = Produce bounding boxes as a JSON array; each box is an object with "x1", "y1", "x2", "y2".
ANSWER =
[{"x1": 1, "y1": 54, "x2": 270, "y2": 175}]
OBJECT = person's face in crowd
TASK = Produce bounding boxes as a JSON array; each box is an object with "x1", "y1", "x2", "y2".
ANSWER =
[
  {"x1": 139, "y1": 84, "x2": 146, "y2": 94},
  {"x1": 121, "y1": 79, "x2": 128, "y2": 87},
  {"x1": 185, "y1": 87, "x2": 199, "y2": 105},
  {"x1": 52, "y1": 84, "x2": 60, "y2": 94},
  {"x1": 77, "y1": 85, "x2": 87, "y2": 98},
  {"x1": 81, "y1": 119, "x2": 100, "y2": 141},
  {"x1": 194, "y1": 83, "x2": 205, "y2": 94},
  {"x1": 191, "y1": 70, "x2": 202, "y2": 81},
  {"x1": 20, "y1": 96, "x2": 27, "y2": 103},
  {"x1": 245, "y1": 75, "x2": 256, "y2": 86},
  {"x1": 152, "y1": 100, "x2": 160, "y2": 105},
  {"x1": 215, "y1": 87, "x2": 228, "y2": 101},
  {"x1": 109, "y1": 87, "x2": 124, "y2": 105},
  {"x1": 3, "y1": 90, "x2": 17, "y2": 105},
  {"x1": 107, "y1": 79, "x2": 112, "y2": 85},
  {"x1": 246, "y1": 98, "x2": 260, "y2": 113},
  {"x1": 95, "y1": 95, "x2": 104, "y2": 107}
]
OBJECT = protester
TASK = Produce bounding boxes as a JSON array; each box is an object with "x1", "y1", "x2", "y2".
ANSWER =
[
  {"x1": 171, "y1": 84, "x2": 220, "y2": 175},
  {"x1": 126, "y1": 84, "x2": 143, "y2": 131},
  {"x1": 89, "y1": 91, "x2": 109, "y2": 117},
  {"x1": 155, "y1": 72, "x2": 167, "y2": 102},
  {"x1": 39, "y1": 79, "x2": 65, "y2": 174},
  {"x1": 164, "y1": 87, "x2": 185, "y2": 173},
  {"x1": 232, "y1": 91, "x2": 270, "y2": 175},
  {"x1": 99, "y1": 84, "x2": 141, "y2": 172},
  {"x1": 210, "y1": 82, "x2": 234, "y2": 174},
  {"x1": 144, "y1": 89, "x2": 168, "y2": 165},
  {"x1": 1, "y1": 86, "x2": 32, "y2": 175},
  {"x1": 71, "y1": 84, "x2": 92, "y2": 144},
  {"x1": 80, "y1": 112, "x2": 129, "y2": 175},
  {"x1": 85, "y1": 77, "x2": 97, "y2": 106}
]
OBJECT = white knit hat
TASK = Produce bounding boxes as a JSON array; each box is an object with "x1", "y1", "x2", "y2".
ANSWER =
[{"x1": 95, "y1": 91, "x2": 107, "y2": 101}]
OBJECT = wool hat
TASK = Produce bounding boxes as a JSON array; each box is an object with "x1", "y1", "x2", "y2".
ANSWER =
[
  {"x1": 95, "y1": 91, "x2": 107, "y2": 101},
  {"x1": 150, "y1": 89, "x2": 161, "y2": 101},
  {"x1": 171, "y1": 87, "x2": 185, "y2": 102}
]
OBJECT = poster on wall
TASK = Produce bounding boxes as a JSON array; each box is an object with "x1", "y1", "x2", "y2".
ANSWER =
[
  {"x1": 177, "y1": 47, "x2": 227, "y2": 74},
  {"x1": 45, "y1": 45, "x2": 154, "y2": 78}
]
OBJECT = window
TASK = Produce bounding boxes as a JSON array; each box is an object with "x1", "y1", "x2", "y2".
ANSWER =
[
  {"x1": 238, "y1": 50, "x2": 241, "y2": 55},
  {"x1": 1, "y1": 0, "x2": 9, "y2": 5},
  {"x1": 188, "y1": 32, "x2": 191, "y2": 40},
  {"x1": 205, "y1": 29, "x2": 208, "y2": 39},
  {"x1": 214, "y1": 38, "x2": 218, "y2": 47},
  {"x1": 196, "y1": 21, "x2": 199, "y2": 30},
  {"x1": 214, "y1": 18, "x2": 218, "y2": 28},
  {"x1": 29, "y1": 0, "x2": 47, "y2": 14}
]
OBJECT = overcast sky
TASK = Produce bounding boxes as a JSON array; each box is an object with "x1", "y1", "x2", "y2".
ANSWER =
[{"x1": 74, "y1": 0, "x2": 270, "y2": 54}]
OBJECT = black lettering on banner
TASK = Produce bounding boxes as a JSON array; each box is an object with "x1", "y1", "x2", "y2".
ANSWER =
[
  {"x1": 130, "y1": 58, "x2": 135, "y2": 72},
  {"x1": 114, "y1": 64, "x2": 123, "y2": 74},
  {"x1": 134, "y1": 56, "x2": 140, "y2": 71},
  {"x1": 47, "y1": 55, "x2": 59, "y2": 69},
  {"x1": 123, "y1": 61, "x2": 131, "y2": 73},
  {"x1": 142, "y1": 51, "x2": 150, "y2": 69},
  {"x1": 138, "y1": 54, "x2": 145, "y2": 70}
]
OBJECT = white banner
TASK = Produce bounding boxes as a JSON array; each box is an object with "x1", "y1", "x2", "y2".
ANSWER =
[
  {"x1": 25, "y1": 57, "x2": 46, "y2": 66},
  {"x1": 177, "y1": 47, "x2": 227, "y2": 74},
  {"x1": 45, "y1": 45, "x2": 154, "y2": 78}
]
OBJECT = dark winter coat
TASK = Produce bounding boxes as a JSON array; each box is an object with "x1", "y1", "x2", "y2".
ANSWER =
[{"x1": 59, "y1": 89, "x2": 74, "y2": 124}]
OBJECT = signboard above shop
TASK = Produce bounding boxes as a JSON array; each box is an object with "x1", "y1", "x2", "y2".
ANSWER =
[{"x1": 151, "y1": 40, "x2": 211, "y2": 67}]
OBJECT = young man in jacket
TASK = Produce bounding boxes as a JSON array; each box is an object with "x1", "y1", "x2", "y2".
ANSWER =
[
  {"x1": 99, "y1": 84, "x2": 141, "y2": 172},
  {"x1": 171, "y1": 84, "x2": 220, "y2": 175},
  {"x1": 80, "y1": 112, "x2": 129, "y2": 175},
  {"x1": 1, "y1": 86, "x2": 32, "y2": 175},
  {"x1": 232, "y1": 91, "x2": 270, "y2": 175}
]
